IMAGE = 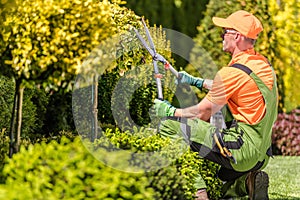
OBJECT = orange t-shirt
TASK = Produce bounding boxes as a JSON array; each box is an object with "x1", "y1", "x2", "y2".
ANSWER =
[{"x1": 206, "y1": 48, "x2": 274, "y2": 124}]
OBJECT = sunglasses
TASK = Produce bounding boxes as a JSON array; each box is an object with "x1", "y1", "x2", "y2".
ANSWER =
[{"x1": 221, "y1": 29, "x2": 237, "y2": 40}]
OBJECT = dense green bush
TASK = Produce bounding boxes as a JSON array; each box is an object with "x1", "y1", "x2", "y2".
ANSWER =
[
  {"x1": 0, "y1": 129, "x2": 9, "y2": 183},
  {"x1": 96, "y1": 127, "x2": 223, "y2": 199},
  {"x1": 0, "y1": 128, "x2": 223, "y2": 200},
  {"x1": 0, "y1": 75, "x2": 14, "y2": 131},
  {"x1": 0, "y1": 74, "x2": 49, "y2": 137},
  {"x1": 97, "y1": 25, "x2": 175, "y2": 129},
  {"x1": 0, "y1": 137, "x2": 155, "y2": 200},
  {"x1": 0, "y1": 129, "x2": 76, "y2": 182},
  {"x1": 272, "y1": 109, "x2": 300, "y2": 156}
]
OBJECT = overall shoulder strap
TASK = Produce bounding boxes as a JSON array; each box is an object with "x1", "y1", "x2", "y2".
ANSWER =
[
  {"x1": 223, "y1": 63, "x2": 253, "y2": 128},
  {"x1": 231, "y1": 63, "x2": 252, "y2": 75}
]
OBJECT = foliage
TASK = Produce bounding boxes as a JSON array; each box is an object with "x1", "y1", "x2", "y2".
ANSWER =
[
  {"x1": 269, "y1": 0, "x2": 300, "y2": 112},
  {"x1": 0, "y1": 136, "x2": 155, "y2": 200},
  {"x1": 0, "y1": 129, "x2": 9, "y2": 183},
  {"x1": 0, "y1": 0, "x2": 122, "y2": 91},
  {"x1": 0, "y1": 74, "x2": 49, "y2": 137},
  {"x1": 272, "y1": 109, "x2": 300, "y2": 156},
  {"x1": 76, "y1": 24, "x2": 176, "y2": 129},
  {"x1": 96, "y1": 127, "x2": 223, "y2": 199},
  {"x1": 0, "y1": 75, "x2": 14, "y2": 131},
  {"x1": 125, "y1": 0, "x2": 210, "y2": 67},
  {"x1": 0, "y1": 128, "x2": 223, "y2": 200}
]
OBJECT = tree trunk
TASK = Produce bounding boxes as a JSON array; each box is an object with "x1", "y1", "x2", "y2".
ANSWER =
[
  {"x1": 14, "y1": 84, "x2": 24, "y2": 153},
  {"x1": 8, "y1": 79, "x2": 19, "y2": 158},
  {"x1": 91, "y1": 74, "x2": 98, "y2": 141}
]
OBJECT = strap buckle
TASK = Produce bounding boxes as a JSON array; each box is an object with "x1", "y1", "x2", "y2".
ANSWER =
[{"x1": 213, "y1": 129, "x2": 237, "y2": 164}]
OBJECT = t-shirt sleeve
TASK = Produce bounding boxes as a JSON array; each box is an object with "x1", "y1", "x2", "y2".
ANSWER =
[{"x1": 206, "y1": 67, "x2": 248, "y2": 105}]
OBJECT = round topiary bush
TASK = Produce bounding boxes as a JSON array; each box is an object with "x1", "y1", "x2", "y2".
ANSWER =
[{"x1": 0, "y1": 137, "x2": 155, "y2": 199}]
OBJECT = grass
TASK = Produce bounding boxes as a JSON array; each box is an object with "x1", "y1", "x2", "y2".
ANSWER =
[{"x1": 265, "y1": 156, "x2": 300, "y2": 200}]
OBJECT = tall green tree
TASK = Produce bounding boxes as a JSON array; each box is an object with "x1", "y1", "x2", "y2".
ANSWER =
[
  {"x1": 0, "y1": 0, "x2": 176, "y2": 153},
  {"x1": 269, "y1": 0, "x2": 300, "y2": 112},
  {"x1": 0, "y1": 0, "x2": 141, "y2": 155}
]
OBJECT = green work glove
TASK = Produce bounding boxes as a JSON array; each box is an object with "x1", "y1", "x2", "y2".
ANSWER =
[
  {"x1": 178, "y1": 71, "x2": 204, "y2": 90},
  {"x1": 154, "y1": 99, "x2": 176, "y2": 117}
]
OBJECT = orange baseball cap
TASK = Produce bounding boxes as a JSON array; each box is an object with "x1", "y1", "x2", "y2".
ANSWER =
[{"x1": 212, "y1": 10, "x2": 263, "y2": 39}]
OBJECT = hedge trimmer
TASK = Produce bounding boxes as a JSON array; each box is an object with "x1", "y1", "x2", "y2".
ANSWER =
[{"x1": 133, "y1": 18, "x2": 178, "y2": 100}]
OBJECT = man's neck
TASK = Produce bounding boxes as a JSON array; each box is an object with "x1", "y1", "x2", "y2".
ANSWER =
[{"x1": 232, "y1": 45, "x2": 254, "y2": 57}]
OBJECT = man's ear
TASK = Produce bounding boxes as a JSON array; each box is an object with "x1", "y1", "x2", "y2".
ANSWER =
[
  {"x1": 235, "y1": 33, "x2": 239, "y2": 40},
  {"x1": 235, "y1": 33, "x2": 243, "y2": 42}
]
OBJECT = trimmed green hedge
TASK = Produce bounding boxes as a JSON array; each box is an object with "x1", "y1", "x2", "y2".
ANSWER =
[
  {"x1": 98, "y1": 127, "x2": 223, "y2": 199},
  {"x1": 0, "y1": 128, "x2": 223, "y2": 199},
  {"x1": 1, "y1": 137, "x2": 154, "y2": 200}
]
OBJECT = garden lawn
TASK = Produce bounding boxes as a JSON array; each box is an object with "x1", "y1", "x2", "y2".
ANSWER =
[{"x1": 265, "y1": 156, "x2": 300, "y2": 200}]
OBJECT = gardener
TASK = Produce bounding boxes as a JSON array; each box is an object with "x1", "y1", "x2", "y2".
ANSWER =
[{"x1": 154, "y1": 10, "x2": 278, "y2": 200}]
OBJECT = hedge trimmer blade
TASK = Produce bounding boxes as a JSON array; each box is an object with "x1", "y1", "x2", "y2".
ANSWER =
[
  {"x1": 133, "y1": 18, "x2": 163, "y2": 100},
  {"x1": 133, "y1": 18, "x2": 179, "y2": 100}
]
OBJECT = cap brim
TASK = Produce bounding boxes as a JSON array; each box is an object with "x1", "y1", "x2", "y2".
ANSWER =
[{"x1": 212, "y1": 17, "x2": 233, "y2": 28}]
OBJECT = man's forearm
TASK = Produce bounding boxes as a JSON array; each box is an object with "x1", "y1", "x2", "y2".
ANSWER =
[
  {"x1": 174, "y1": 104, "x2": 211, "y2": 121},
  {"x1": 173, "y1": 97, "x2": 222, "y2": 122}
]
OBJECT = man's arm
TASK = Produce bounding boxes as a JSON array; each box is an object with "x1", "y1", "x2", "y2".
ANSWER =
[
  {"x1": 174, "y1": 97, "x2": 224, "y2": 121},
  {"x1": 177, "y1": 71, "x2": 213, "y2": 91}
]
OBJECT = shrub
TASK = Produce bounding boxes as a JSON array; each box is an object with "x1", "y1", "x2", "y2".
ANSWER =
[
  {"x1": 97, "y1": 25, "x2": 175, "y2": 129},
  {"x1": 272, "y1": 109, "x2": 300, "y2": 156},
  {"x1": 0, "y1": 128, "x2": 223, "y2": 200},
  {"x1": 0, "y1": 74, "x2": 48, "y2": 137},
  {"x1": 0, "y1": 129, "x2": 9, "y2": 183},
  {"x1": 97, "y1": 127, "x2": 222, "y2": 199},
  {"x1": 0, "y1": 137, "x2": 155, "y2": 200}
]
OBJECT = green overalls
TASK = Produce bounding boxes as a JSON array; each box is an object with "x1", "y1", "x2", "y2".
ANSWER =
[{"x1": 158, "y1": 63, "x2": 278, "y2": 197}]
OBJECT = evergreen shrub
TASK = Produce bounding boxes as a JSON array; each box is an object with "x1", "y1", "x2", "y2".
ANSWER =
[
  {"x1": 0, "y1": 137, "x2": 155, "y2": 200},
  {"x1": 0, "y1": 129, "x2": 9, "y2": 183},
  {"x1": 0, "y1": 129, "x2": 223, "y2": 200},
  {"x1": 95, "y1": 127, "x2": 223, "y2": 199}
]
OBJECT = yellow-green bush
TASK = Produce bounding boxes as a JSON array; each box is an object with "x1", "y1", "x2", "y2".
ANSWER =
[
  {"x1": 0, "y1": 129, "x2": 9, "y2": 183},
  {"x1": 1, "y1": 137, "x2": 155, "y2": 200},
  {"x1": 95, "y1": 128, "x2": 223, "y2": 199},
  {"x1": 1, "y1": 0, "x2": 115, "y2": 90},
  {"x1": 0, "y1": 129, "x2": 222, "y2": 200},
  {"x1": 0, "y1": 1, "x2": 222, "y2": 198}
]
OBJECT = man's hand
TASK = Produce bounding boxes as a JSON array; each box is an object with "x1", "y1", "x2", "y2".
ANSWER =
[
  {"x1": 154, "y1": 99, "x2": 176, "y2": 117},
  {"x1": 177, "y1": 71, "x2": 204, "y2": 90},
  {"x1": 203, "y1": 79, "x2": 213, "y2": 90}
]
